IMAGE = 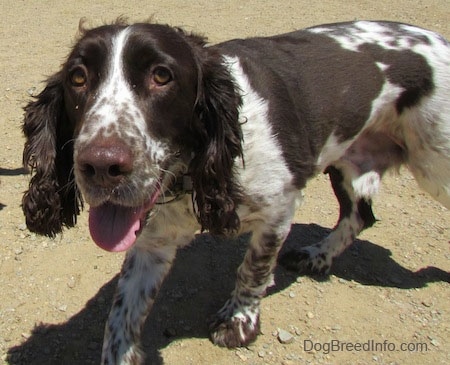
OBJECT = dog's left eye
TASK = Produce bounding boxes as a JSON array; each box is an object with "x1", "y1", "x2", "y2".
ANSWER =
[
  {"x1": 152, "y1": 67, "x2": 172, "y2": 86},
  {"x1": 69, "y1": 67, "x2": 87, "y2": 87}
]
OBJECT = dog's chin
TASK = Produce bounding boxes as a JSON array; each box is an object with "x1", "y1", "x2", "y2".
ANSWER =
[{"x1": 87, "y1": 189, "x2": 161, "y2": 252}]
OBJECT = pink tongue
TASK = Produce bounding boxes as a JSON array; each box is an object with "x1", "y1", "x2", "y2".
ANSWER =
[{"x1": 89, "y1": 203, "x2": 145, "y2": 252}]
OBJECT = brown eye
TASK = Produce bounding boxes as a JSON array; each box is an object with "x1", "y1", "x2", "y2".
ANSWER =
[
  {"x1": 70, "y1": 67, "x2": 87, "y2": 87},
  {"x1": 152, "y1": 67, "x2": 172, "y2": 86}
]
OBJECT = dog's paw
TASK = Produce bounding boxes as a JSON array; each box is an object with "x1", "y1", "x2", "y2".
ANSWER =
[
  {"x1": 279, "y1": 246, "x2": 332, "y2": 274},
  {"x1": 209, "y1": 299, "x2": 260, "y2": 348}
]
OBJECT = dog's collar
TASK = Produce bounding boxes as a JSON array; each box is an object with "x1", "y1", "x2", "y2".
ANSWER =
[
  {"x1": 156, "y1": 174, "x2": 193, "y2": 204},
  {"x1": 170, "y1": 174, "x2": 193, "y2": 195}
]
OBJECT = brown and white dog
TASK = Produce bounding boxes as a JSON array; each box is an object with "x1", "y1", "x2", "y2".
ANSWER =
[{"x1": 22, "y1": 20, "x2": 450, "y2": 364}]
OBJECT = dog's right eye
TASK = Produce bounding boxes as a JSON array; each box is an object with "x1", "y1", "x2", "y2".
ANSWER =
[
  {"x1": 152, "y1": 67, "x2": 172, "y2": 86},
  {"x1": 70, "y1": 67, "x2": 87, "y2": 87}
]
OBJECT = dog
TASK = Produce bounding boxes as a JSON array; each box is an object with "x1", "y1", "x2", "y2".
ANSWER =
[{"x1": 22, "y1": 19, "x2": 450, "y2": 364}]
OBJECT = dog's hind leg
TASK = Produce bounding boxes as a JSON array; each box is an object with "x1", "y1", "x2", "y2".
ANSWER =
[
  {"x1": 280, "y1": 131, "x2": 404, "y2": 274},
  {"x1": 280, "y1": 165, "x2": 377, "y2": 274},
  {"x1": 405, "y1": 117, "x2": 450, "y2": 210}
]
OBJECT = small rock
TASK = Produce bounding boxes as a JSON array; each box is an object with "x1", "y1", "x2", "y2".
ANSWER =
[
  {"x1": 307, "y1": 311, "x2": 314, "y2": 319},
  {"x1": 58, "y1": 304, "x2": 67, "y2": 312},
  {"x1": 27, "y1": 87, "x2": 37, "y2": 96},
  {"x1": 67, "y1": 276, "x2": 77, "y2": 289},
  {"x1": 235, "y1": 350, "x2": 248, "y2": 361},
  {"x1": 277, "y1": 329, "x2": 294, "y2": 344},
  {"x1": 429, "y1": 338, "x2": 439, "y2": 347}
]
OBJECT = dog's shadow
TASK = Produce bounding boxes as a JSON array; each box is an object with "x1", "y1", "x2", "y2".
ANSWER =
[
  {"x1": 0, "y1": 167, "x2": 28, "y2": 210},
  {"x1": 0, "y1": 167, "x2": 28, "y2": 177},
  {"x1": 6, "y1": 223, "x2": 449, "y2": 364}
]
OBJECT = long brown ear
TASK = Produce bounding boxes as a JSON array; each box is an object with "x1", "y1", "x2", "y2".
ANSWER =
[
  {"x1": 189, "y1": 40, "x2": 244, "y2": 235},
  {"x1": 22, "y1": 72, "x2": 82, "y2": 237}
]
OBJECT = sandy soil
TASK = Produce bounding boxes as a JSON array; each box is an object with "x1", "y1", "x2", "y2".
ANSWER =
[{"x1": 0, "y1": 1, "x2": 448, "y2": 364}]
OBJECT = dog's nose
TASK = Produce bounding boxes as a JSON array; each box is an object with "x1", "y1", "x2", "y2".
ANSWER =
[{"x1": 77, "y1": 139, "x2": 133, "y2": 187}]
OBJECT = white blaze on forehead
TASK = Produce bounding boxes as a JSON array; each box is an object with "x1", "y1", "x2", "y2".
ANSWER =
[
  {"x1": 105, "y1": 28, "x2": 132, "y2": 101},
  {"x1": 79, "y1": 27, "x2": 146, "y2": 143}
]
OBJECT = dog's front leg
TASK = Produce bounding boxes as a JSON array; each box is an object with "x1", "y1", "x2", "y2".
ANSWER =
[
  {"x1": 101, "y1": 245, "x2": 176, "y2": 365},
  {"x1": 209, "y1": 223, "x2": 291, "y2": 348}
]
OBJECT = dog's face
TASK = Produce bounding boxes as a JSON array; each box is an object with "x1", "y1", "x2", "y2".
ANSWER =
[{"x1": 66, "y1": 24, "x2": 200, "y2": 199}]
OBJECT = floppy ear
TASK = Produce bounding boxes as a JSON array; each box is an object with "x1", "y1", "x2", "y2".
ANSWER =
[
  {"x1": 22, "y1": 72, "x2": 82, "y2": 237},
  {"x1": 189, "y1": 41, "x2": 244, "y2": 235}
]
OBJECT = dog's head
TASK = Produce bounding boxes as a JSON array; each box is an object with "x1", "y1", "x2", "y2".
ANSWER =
[{"x1": 22, "y1": 21, "x2": 243, "y2": 249}]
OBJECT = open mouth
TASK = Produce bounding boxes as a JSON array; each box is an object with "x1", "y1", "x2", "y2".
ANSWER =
[{"x1": 88, "y1": 186, "x2": 162, "y2": 252}]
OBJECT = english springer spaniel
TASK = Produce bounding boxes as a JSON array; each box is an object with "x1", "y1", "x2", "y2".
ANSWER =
[{"x1": 22, "y1": 20, "x2": 450, "y2": 364}]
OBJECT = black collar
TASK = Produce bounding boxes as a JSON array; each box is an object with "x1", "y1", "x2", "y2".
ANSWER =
[{"x1": 156, "y1": 174, "x2": 193, "y2": 204}]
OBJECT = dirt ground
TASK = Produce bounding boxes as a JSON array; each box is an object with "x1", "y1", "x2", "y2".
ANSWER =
[{"x1": 0, "y1": 1, "x2": 448, "y2": 364}]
